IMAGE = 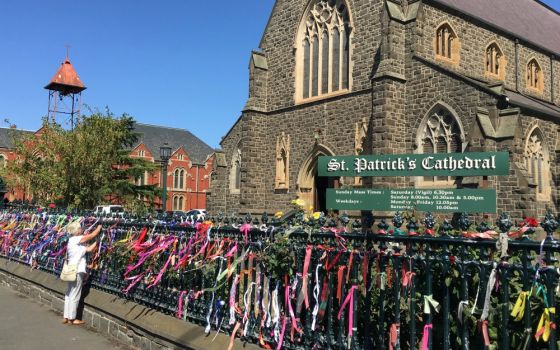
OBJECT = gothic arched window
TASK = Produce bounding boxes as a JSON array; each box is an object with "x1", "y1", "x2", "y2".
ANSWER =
[
  {"x1": 435, "y1": 23, "x2": 460, "y2": 64},
  {"x1": 524, "y1": 127, "x2": 551, "y2": 201},
  {"x1": 297, "y1": 0, "x2": 351, "y2": 101},
  {"x1": 485, "y1": 42, "x2": 505, "y2": 79},
  {"x1": 417, "y1": 105, "x2": 464, "y2": 186},
  {"x1": 526, "y1": 58, "x2": 543, "y2": 92}
]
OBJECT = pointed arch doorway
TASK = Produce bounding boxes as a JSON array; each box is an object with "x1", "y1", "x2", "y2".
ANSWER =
[{"x1": 297, "y1": 144, "x2": 338, "y2": 212}]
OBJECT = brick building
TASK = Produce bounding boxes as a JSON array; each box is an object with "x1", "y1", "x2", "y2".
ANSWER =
[
  {"x1": 130, "y1": 123, "x2": 215, "y2": 211},
  {"x1": 208, "y1": 0, "x2": 560, "y2": 219},
  {"x1": 0, "y1": 123, "x2": 215, "y2": 212},
  {"x1": 0, "y1": 127, "x2": 35, "y2": 203}
]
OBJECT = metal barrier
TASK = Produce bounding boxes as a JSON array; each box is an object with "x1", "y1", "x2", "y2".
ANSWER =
[{"x1": 0, "y1": 211, "x2": 559, "y2": 349}]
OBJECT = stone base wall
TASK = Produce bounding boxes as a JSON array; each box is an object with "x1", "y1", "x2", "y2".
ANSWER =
[{"x1": 0, "y1": 260, "x2": 258, "y2": 350}]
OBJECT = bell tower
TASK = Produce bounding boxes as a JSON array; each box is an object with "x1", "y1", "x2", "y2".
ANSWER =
[{"x1": 44, "y1": 51, "x2": 86, "y2": 129}]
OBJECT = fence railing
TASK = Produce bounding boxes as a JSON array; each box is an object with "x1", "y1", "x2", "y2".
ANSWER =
[{"x1": 0, "y1": 210, "x2": 559, "y2": 349}]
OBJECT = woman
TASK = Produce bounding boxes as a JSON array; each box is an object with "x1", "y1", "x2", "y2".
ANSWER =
[{"x1": 62, "y1": 222, "x2": 102, "y2": 325}]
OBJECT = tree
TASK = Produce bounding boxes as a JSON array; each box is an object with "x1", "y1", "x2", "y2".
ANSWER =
[{"x1": 4, "y1": 110, "x2": 160, "y2": 210}]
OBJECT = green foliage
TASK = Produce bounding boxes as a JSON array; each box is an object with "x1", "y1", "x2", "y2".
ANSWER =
[
  {"x1": 257, "y1": 235, "x2": 295, "y2": 280},
  {"x1": 4, "y1": 110, "x2": 160, "y2": 210}
]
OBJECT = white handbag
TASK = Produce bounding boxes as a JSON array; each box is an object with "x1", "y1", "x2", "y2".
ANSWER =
[{"x1": 60, "y1": 249, "x2": 77, "y2": 282}]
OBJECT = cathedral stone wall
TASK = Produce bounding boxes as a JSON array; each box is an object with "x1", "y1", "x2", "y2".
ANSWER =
[
  {"x1": 418, "y1": 2, "x2": 559, "y2": 102},
  {"x1": 209, "y1": 0, "x2": 560, "y2": 220}
]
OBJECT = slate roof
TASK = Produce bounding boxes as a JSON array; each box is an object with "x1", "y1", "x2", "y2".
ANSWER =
[
  {"x1": 0, "y1": 128, "x2": 34, "y2": 149},
  {"x1": 432, "y1": 0, "x2": 560, "y2": 55},
  {"x1": 132, "y1": 123, "x2": 214, "y2": 164},
  {"x1": 505, "y1": 89, "x2": 560, "y2": 121}
]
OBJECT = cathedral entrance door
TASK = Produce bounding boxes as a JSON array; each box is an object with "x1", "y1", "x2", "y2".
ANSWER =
[
  {"x1": 314, "y1": 175, "x2": 338, "y2": 213},
  {"x1": 297, "y1": 144, "x2": 336, "y2": 213}
]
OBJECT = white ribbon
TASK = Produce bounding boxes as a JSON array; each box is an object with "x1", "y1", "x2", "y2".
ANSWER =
[
  {"x1": 229, "y1": 275, "x2": 240, "y2": 325},
  {"x1": 243, "y1": 282, "x2": 257, "y2": 336},
  {"x1": 205, "y1": 258, "x2": 224, "y2": 334},
  {"x1": 496, "y1": 232, "x2": 509, "y2": 258},
  {"x1": 311, "y1": 264, "x2": 322, "y2": 331},
  {"x1": 271, "y1": 284, "x2": 280, "y2": 341},
  {"x1": 481, "y1": 263, "x2": 498, "y2": 321},
  {"x1": 471, "y1": 277, "x2": 481, "y2": 315},
  {"x1": 262, "y1": 276, "x2": 271, "y2": 327}
]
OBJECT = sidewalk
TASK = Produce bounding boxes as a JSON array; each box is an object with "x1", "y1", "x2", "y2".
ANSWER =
[{"x1": 0, "y1": 284, "x2": 128, "y2": 350}]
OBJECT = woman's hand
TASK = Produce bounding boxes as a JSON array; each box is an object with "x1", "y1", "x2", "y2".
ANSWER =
[{"x1": 79, "y1": 224, "x2": 102, "y2": 244}]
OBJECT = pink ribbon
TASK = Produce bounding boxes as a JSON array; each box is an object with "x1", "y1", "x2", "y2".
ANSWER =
[
  {"x1": 177, "y1": 291, "x2": 187, "y2": 318},
  {"x1": 147, "y1": 254, "x2": 172, "y2": 288},
  {"x1": 481, "y1": 320, "x2": 491, "y2": 346},
  {"x1": 285, "y1": 285, "x2": 302, "y2": 336},
  {"x1": 225, "y1": 243, "x2": 238, "y2": 258},
  {"x1": 337, "y1": 285, "x2": 358, "y2": 337},
  {"x1": 240, "y1": 224, "x2": 251, "y2": 244},
  {"x1": 389, "y1": 323, "x2": 399, "y2": 350},
  {"x1": 123, "y1": 274, "x2": 144, "y2": 294},
  {"x1": 302, "y1": 245, "x2": 312, "y2": 309},
  {"x1": 402, "y1": 271, "x2": 416, "y2": 289},
  {"x1": 421, "y1": 324, "x2": 433, "y2": 350}
]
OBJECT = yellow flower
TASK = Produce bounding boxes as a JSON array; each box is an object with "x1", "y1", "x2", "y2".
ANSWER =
[
  {"x1": 294, "y1": 199, "x2": 306, "y2": 207},
  {"x1": 274, "y1": 211, "x2": 283, "y2": 218},
  {"x1": 312, "y1": 212, "x2": 321, "y2": 220}
]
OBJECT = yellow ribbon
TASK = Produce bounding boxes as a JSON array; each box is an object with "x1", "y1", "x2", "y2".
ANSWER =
[
  {"x1": 423, "y1": 295, "x2": 441, "y2": 314},
  {"x1": 535, "y1": 307, "x2": 556, "y2": 342},
  {"x1": 511, "y1": 291, "x2": 529, "y2": 322}
]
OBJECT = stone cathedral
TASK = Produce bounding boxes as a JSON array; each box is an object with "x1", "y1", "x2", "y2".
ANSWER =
[{"x1": 208, "y1": 0, "x2": 560, "y2": 220}]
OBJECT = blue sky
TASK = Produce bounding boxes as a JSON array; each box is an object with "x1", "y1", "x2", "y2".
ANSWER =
[{"x1": 0, "y1": 0, "x2": 559, "y2": 148}]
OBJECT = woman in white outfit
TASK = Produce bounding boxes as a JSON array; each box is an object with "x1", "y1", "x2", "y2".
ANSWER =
[{"x1": 62, "y1": 222, "x2": 102, "y2": 325}]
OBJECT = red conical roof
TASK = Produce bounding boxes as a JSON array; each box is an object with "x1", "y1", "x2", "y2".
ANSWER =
[{"x1": 44, "y1": 58, "x2": 86, "y2": 94}]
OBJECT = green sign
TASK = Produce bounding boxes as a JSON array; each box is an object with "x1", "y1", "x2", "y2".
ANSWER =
[
  {"x1": 318, "y1": 152, "x2": 509, "y2": 177},
  {"x1": 326, "y1": 188, "x2": 497, "y2": 213}
]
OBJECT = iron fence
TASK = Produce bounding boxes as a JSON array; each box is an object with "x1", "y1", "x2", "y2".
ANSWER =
[{"x1": 0, "y1": 210, "x2": 559, "y2": 349}]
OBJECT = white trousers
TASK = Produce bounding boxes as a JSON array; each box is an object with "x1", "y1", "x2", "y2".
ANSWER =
[{"x1": 63, "y1": 272, "x2": 85, "y2": 320}]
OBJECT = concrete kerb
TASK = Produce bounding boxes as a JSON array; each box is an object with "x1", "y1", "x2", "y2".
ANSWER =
[{"x1": 0, "y1": 260, "x2": 260, "y2": 350}]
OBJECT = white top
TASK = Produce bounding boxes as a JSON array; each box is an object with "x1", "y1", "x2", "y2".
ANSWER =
[{"x1": 67, "y1": 235, "x2": 87, "y2": 274}]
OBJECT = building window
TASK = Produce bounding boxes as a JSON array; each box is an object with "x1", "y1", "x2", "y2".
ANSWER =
[
  {"x1": 417, "y1": 104, "x2": 464, "y2": 187},
  {"x1": 177, "y1": 154, "x2": 184, "y2": 161},
  {"x1": 434, "y1": 23, "x2": 460, "y2": 64},
  {"x1": 135, "y1": 171, "x2": 147, "y2": 186},
  {"x1": 172, "y1": 195, "x2": 184, "y2": 211},
  {"x1": 297, "y1": 0, "x2": 351, "y2": 101},
  {"x1": 173, "y1": 169, "x2": 185, "y2": 190},
  {"x1": 526, "y1": 58, "x2": 543, "y2": 92},
  {"x1": 485, "y1": 42, "x2": 505, "y2": 79},
  {"x1": 229, "y1": 148, "x2": 241, "y2": 194},
  {"x1": 524, "y1": 127, "x2": 551, "y2": 201},
  {"x1": 138, "y1": 150, "x2": 145, "y2": 157}
]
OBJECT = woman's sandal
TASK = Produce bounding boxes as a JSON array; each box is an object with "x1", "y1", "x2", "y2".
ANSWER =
[
  {"x1": 72, "y1": 320, "x2": 86, "y2": 326},
  {"x1": 61, "y1": 319, "x2": 69, "y2": 324}
]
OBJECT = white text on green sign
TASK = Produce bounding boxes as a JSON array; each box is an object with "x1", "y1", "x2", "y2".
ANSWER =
[
  {"x1": 326, "y1": 188, "x2": 497, "y2": 213},
  {"x1": 318, "y1": 152, "x2": 509, "y2": 177}
]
